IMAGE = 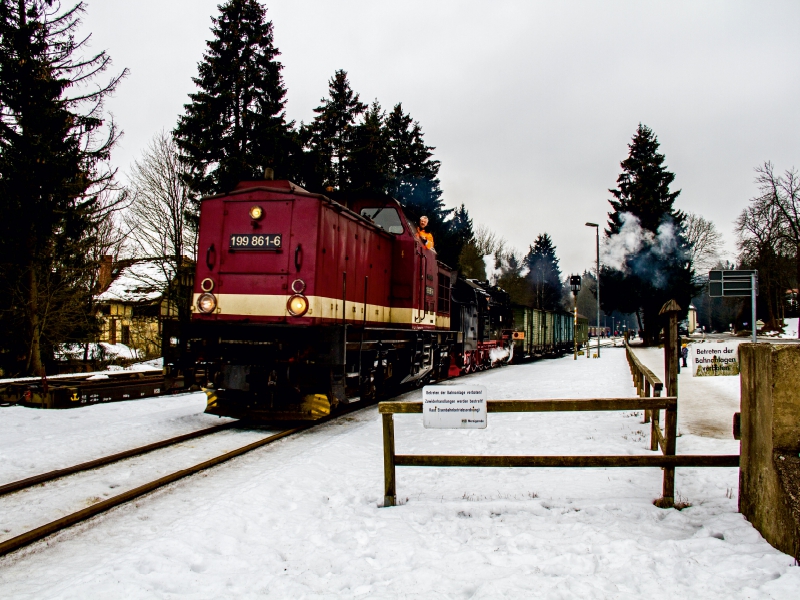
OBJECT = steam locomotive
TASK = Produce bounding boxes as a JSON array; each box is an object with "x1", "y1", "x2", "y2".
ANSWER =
[{"x1": 163, "y1": 176, "x2": 576, "y2": 420}]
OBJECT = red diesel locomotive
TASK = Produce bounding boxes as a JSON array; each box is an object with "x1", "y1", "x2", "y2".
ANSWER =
[{"x1": 165, "y1": 177, "x2": 485, "y2": 420}]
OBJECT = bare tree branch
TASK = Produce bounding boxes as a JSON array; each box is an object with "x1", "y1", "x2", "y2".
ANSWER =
[
  {"x1": 473, "y1": 224, "x2": 503, "y2": 258},
  {"x1": 125, "y1": 131, "x2": 197, "y2": 264},
  {"x1": 683, "y1": 211, "x2": 723, "y2": 275}
]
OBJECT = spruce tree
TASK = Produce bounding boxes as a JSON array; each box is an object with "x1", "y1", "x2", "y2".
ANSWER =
[
  {"x1": 440, "y1": 204, "x2": 473, "y2": 269},
  {"x1": 305, "y1": 69, "x2": 366, "y2": 191},
  {"x1": 0, "y1": 1, "x2": 125, "y2": 375},
  {"x1": 525, "y1": 234, "x2": 563, "y2": 310},
  {"x1": 384, "y1": 103, "x2": 448, "y2": 224},
  {"x1": 497, "y1": 251, "x2": 531, "y2": 305},
  {"x1": 347, "y1": 100, "x2": 389, "y2": 194},
  {"x1": 458, "y1": 242, "x2": 487, "y2": 279},
  {"x1": 601, "y1": 124, "x2": 695, "y2": 345},
  {"x1": 382, "y1": 102, "x2": 457, "y2": 266},
  {"x1": 608, "y1": 124, "x2": 683, "y2": 233},
  {"x1": 174, "y1": 0, "x2": 297, "y2": 207}
]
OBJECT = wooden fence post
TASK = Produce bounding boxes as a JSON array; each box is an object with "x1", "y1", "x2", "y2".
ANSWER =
[
  {"x1": 660, "y1": 300, "x2": 681, "y2": 400},
  {"x1": 383, "y1": 413, "x2": 396, "y2": 507},
  {"x1": 662, "y1": 404, "x2": 677, "y2": 507},
  {"x1": 651, "y1": 385, "x2": 661, "y2": 452},
  {"x1": 658, "y1": 299, "x2": 681, "y2": 508}
]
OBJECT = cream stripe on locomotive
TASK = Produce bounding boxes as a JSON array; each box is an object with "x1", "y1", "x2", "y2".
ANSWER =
[{"x1": 193, "y1": 293, "x2": 450, "y2": 328}]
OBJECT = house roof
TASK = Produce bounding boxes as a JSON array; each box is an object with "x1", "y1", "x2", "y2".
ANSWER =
[{"x1": 95, "y1": 260, "x2": 174, "y2": 304}]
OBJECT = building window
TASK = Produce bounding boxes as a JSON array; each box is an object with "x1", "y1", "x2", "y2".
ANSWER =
[
  {"x1": 437, "y1": 273, "x2": 451, "y2": 314},
  {"x1": 122, "y1": 325, "x2": 131, "y2": 346}
]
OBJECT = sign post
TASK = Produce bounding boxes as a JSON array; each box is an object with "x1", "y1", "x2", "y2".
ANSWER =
[
  {"x1": 569, "y1": 274, "x2": 581, "y2": 360},
  {"x1": 709, "y1": 270, "x2": 758, "y2": 343}
]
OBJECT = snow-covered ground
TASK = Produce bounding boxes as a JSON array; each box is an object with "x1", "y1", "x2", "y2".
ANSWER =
[
  {"x1": 779, "y1": 317, "x2": 799, "y2": 338},
  {"x1": 0, "y1": 357, "x2": 163, "y2": 385},
  {"x1": 0, "y1": 348, "x2": 797, "y2": 598},
  {"x1": 0, "y1": 392, "x2": 234, "y2": 485}
]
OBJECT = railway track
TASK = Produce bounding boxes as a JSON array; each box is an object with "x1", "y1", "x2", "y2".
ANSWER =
[
  {"x1": 0, "y1": 422, "x2": 308, "y2": 558},
  {"x1": 0, "y1": 421, "x2": 241, "y2": 498}
]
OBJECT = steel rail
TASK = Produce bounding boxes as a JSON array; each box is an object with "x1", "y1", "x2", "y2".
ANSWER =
[
  {"x1": 0, "y1": 421, "x2": 239, "y2": 498},
  {"x1": 0, "y1": 427, "x2": 306, "y2": 558}
]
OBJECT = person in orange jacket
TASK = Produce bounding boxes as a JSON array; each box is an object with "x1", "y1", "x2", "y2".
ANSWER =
[{"x1": 417, "y1": 215, "x2": 434, "y2": 250}]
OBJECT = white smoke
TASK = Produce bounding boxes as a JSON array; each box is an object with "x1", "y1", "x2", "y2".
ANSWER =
[
  {"x1": 489, "y1": 346, "x2": 510, "y2": 364},
  {"x1": 601, "y1": 212, "x2": 685, "y2": 287},
  {"x1": 601, "y1": 212, "x2": 647, "y2": 271}
]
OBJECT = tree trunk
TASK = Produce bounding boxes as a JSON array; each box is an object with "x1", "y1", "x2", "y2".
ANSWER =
[
  {"x1": 764, "y1": 279, "x2": 775, "y2": 331},
  {"x1": 27, "y1": 264, "x2": 45, "y2": 376},
  {"x1": 642, "y1": 305, "x2": 660, "y2": 347}
]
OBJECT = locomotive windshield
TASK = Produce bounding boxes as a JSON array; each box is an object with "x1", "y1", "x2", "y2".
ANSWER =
[{"x1": 360, "y1": 207, "x2": 404, "y2": 234}]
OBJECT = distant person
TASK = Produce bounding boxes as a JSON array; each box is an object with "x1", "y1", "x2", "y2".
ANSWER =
[
  {"x1": 681, "y1": 344, "x2": 688, "y2": 368},
  {"x1": 417, "y1": 215, "x2": 434, "y2": 250}
]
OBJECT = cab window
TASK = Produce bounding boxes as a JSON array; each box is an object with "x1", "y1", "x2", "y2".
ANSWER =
[{"x1": 360, "y1": 207, "x2": 404, "y2": 234}]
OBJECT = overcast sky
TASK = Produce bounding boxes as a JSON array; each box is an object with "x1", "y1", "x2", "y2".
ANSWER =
[{"x1": 83, "y1": 0, "x2": 800, "y2": 276}]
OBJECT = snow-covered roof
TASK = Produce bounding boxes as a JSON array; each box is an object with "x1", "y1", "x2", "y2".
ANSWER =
[{"x1": 95, "y1": 260, "x2": 174, "y2": 303}]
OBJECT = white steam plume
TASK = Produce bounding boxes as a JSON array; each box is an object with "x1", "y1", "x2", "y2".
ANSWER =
[{"x1": 601, "y1": 213, "x2": 685, "y2": 287}]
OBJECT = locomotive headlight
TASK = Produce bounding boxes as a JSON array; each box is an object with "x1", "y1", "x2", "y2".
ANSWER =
[
  {"x1": 197, "y1": 292, "x2": 217, "y2": 314},
  {"x1": 287, "y1": 294, "x2": 309, "y2": 317},
  {"x1": 249, "y1": 205, "x2": 264, "y2": 220}
]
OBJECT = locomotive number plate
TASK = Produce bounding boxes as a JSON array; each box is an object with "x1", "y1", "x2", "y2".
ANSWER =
[{"x1": 229, "y1": 233, "x2": 282, "y2": 250}]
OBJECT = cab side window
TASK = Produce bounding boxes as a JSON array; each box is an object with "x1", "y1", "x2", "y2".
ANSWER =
[{"x1": 360, "y1": 207, "x2": 404, "y2": 234}]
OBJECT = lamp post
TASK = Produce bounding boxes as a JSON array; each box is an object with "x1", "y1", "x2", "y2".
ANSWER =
[
  {"x1": 569, "y1": 275, "x2": 581, "y2": 360},
  {"x1": 585, "y1": 222, "x2": 600, "y2": 358}
]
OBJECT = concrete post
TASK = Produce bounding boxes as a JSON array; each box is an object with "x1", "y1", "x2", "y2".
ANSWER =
[{"x1": 739, "y1": 343, "x2": 800, "y2": 561}]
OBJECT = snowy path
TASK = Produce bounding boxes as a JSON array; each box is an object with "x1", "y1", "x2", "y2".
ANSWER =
[
  {"x1": 631, "y1": 344, "x2": 741, "y2": 439},
  {"x1": 0, "y1": 348, "x2": 797, "y2": 598}
]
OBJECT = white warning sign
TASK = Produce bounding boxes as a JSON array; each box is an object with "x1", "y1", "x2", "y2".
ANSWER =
[
  {"x1": 422, "y1": 385, "x2": 487, "y2": 429},
  {"x1": 691, "y1": 343, "x2": 740, "y2": 376}
]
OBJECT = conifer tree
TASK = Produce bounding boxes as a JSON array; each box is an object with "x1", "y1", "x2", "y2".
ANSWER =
[
  {"x1": 174, "y1": 0, "x2": 297, "y2": 209},
  {"x1": 440, "y1": 204, "x2": 473, "y2": 270},
  {"x1": 601, "y1": 124, "x2": 695, "y2": 345},
  {"x1": 575, "y1": 270, "x2": 599, "y2": 322},
  {"x1": 305, "y1": 69, "x2": 366, "y2": 191},
  {"x1": 0, "y1": 0, "x2": 125, "y2": 375},
  {"x1": 525, "y1": 233, "x2": 563, "y2": 310},
  {"x1": 384, "y1": 103, "x2": 448, "y2": 225},
  {"x1": 607, "y1": 124, "x2": 684, "y2": 233},
  {"x1": 458, "y1": 243, "x2": 486, "y2": 279},
  {"x1": 497, "y1": 250, "x2": 531, "y2": 305},
  {"x1": 347, "y1": 100, "x2": 389, "y2": 194},
  {"x1": 305, "y1": 86, "x2": 460, "y2": 263}
]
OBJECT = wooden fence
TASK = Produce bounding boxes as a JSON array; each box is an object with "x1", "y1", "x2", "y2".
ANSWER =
[
  {"x1": 625, "y1": 339, "x2": 666, "y2": 447},
  {"x1": 380, "y1": 396, "x2": 738, "y2": 509}
]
